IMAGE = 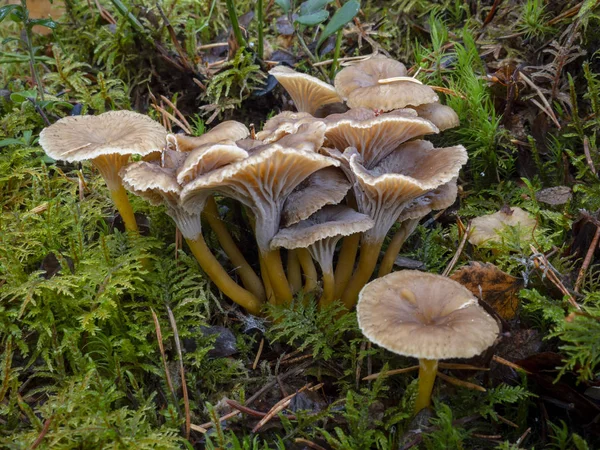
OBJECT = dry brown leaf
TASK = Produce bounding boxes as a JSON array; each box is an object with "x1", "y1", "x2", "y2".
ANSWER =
[{"x1": 450, "y1": 262, "x2": 522, "y2": 319}]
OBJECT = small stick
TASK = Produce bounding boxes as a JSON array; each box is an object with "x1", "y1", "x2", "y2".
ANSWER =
[
  {"x1": 252, "y1": 338, "x2": 264, "y2": 370},
  {"x1": 167, "y1": 306, "x2": 191, "y2": 440},
  {"x1": 294, "y1": 438, "x2": 328, "y2": 450},
  {"x1": 151, "y1": 104, "x2": 192, "y2": 134},
  {"x1": 362, "y1": 365, "x2": 419, "y2": 381},
  {"x1": 198, "y1": 42, "x2": 229, "y2": 50},
  {"x1": 530, "y1": 245, "x2": 580, "y2": 310},
  {"x1": 160, "y1": 95, "x2": 192, "y2": 131},
  {"x1": 30, "y1": 416, "x2": 53, "y2": 449},
  {"x1": 279, "y1": 354, "x2": 313, "y2": 365},
  {"x1": 547, "y1": 2, "x2": 584, "y2": 26},
  {"x1": 192, "y1": 410, "x2": 239, "y2": 433},
  {"x1": 497, "y1": 414, "x2": 519, "y2": 428},
  {"x1": 226, "y1": 399, "x2": 296, "y2": 419},
  {"x1": 252, "y1": 384, "x2": 311, "y2": 432},
  {"x1": 519, "y1": 73, "x2": 561, "y2": 129},
  {"x1": 575, "y1": 225, "x2": 600, "y2": 292},
  {"x1": 151, "y1": 309, "x2": 179, "y2": 411},
  {"x1": 516, "y1": 427, "x2": 532, "y2": 446},
  {"x1": 437, "y1": 371, "x2": 486, "y2": 392},
  {"x1": 472, "y1": 434, "x2": 502, "y2": 440},
  {"x1": 583, "y1": 136, "x2": 597, "y2": 175},
  {"x1": 438, "y1": 362, "x2": 489, "y2": 371},
  {"x1": 492, "y1": 355, "x2": 531, "y2": 374},
  {"x1": 312, "y1": 54, "x2": 373, "y2": 67},
  {"x1": 442, "y1": 222, "x2": 471, "y2": 277},
  {"x1": 430, "y1": 85, "x2": 467, "y2": 99}
]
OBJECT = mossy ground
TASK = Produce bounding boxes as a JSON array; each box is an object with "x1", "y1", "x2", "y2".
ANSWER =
[{"x1": 1, "y1": 0, "x2": 600, "y2": 448}]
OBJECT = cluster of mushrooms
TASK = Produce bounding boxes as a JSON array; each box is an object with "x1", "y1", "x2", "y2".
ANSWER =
[{"x1": 40, "y1": 55, "x2": 501, "y2": 412}]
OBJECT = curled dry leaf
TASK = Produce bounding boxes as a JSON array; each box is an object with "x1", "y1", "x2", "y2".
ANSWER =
[{"x1": 450, "y1": 262, "x2": 522, "y2": 320}]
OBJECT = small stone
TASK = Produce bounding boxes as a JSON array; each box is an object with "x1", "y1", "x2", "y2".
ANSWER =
[{"x1": 536, "y1": 186, "x2": 572, "y2": 205}]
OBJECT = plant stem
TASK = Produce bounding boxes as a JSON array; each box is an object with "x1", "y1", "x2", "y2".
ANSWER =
[
  {"x1": 109, "y1": 185, "x2": 139, "y2": 233},
  {"x1": 187, "y1": 235, "x2": 263, "y2": 315},
  {"x1": 225, "y1": 0, "x2": 246, "y2": 48},
  {"x1": 415, "y1": 359, "x2": 438, "y2": 414},
  {"x1": 297, "y1": 248, "x2": 318, "y2": 292},
  {"x1": 378, "y1": 218, "x2": 420, "y2": 277},
  {"x1": 21, "y1": 0, "x2": 44, "y2": 101},
  {"x1": 256, "y1": 0, "x2": 264, "y2": 59},
  {"x1": 340, "y1": 240, "x2": 382, "y2": 310},
  {"x1": 261, "y1": 249, "x2": 292, "y2": 305},
  {"x1": 333, "y1": 233, "x2": 360, "y2": 299},
  {"x1": 319, "y1": 270, "x2": 335, "y2": 308},
  {"x1": 330, "y1": 28, "x2": 343, "y2": 79},
  {"x1": 203, "y1": 197, "x2": 265, "y2": 301},
  {"x1": 287, "y1": 250, "x2": 302, "y2": 294}
]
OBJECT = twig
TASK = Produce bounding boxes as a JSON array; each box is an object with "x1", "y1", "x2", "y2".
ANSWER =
[
  {"x1": 547, "y1": 2, "x2": 584, "y2": 26},
  {"x1": 252, "y1": 338, "x2": 264, "y2": 370},
  {"x1": 436, "y1": 372, "x2": 486, "y2": 392},
  {"x1": 31, "y1": 416, "x2": 53, "y2": 449},
  {"x1": 294, "y1": 438, "x2": 328, "y2": 450},
  {"x1": 156, "y1": 3, "x2": 194, "y2": 72},
  {"x1": 442, "y1": 222, "x2": 471, "y2": 277},
  {"x1": 518, "y1": 72, "x2": 561, "y2": 129},
  {"x1": 252, "y1": 383, "x2": 311, "y2": 432},
  {"x1": 497, "y1": 414, "x2": 519, "y2": 428},
  {"x1": 492, "y1": 355, "x2": 531, "y2": 374},
  {"x1": 583, "y1": 136, "x2": 597, "y2": 175},
  {"x1": 151, "y1": 104, "x2": 192, "y2": 134},
  {"x1": 574, "y1": 225, "x2": 600, "y2": 292},
  {"x1": 198, "y1": 42, "x2": 229, "y2": 50},
  {"x1": 472, "y1": 433, "x2": 502, "y2": 440},
  {"x1": 482, "y1": 0, "x2": 503, "y2": 27},
  {"x1": 362, "y1": 365, "x2": 419, "y2": 381},
  {"x1": 166, "y1": 306, "x2": 190, "y2": 440},
  {"x1": 151, "y1": 309, "x2": 180, "y2": 412},
  {"x1": 530, "y1": 245, "x2": 581, "y2": 310},
  {"x1": 160, "y1": 95, "x2": 192, "y2": 131},
  {"x1": 226, "y1": 399, "x2": 296, "y2": 420},
  {"x1": 246, "y1": 359, "x2": 313, "y2": 406},
  {"x1": 516, "y1": 427, "x2": 532, "y2": 446}
]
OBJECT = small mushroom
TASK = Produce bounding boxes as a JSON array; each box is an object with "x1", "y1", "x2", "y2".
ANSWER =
[
  {"x1": 120, "y1": 161, "x2": 262, "y2": 315},
  {"x1": 469, "y1": 206, "x2": 536, "y2": 246},
  {"x1": 176, "y1": 142, "x2": 249, "y2": 185},
  {"x1": 334, "y1": 55, "x2": 438, "y2": 111},
  {"x1": 255, "y1": 111, "x2": 322, "y2": 143},
  {"x1": 412, "y1": 103, "x2": 460, "y2": 131},
  {"x1": 167, "y1": 120, "x2": 249, "y2": 152},
  {"x1": 269, "y1": 65, "x2": 342, "y2": 115},
  {"x1": 271, "y1": 205, "x2": 374, "y2": 307},
  {"x1": 357, "y1": 271, "x2": 499, "y2": 413},
  {"x1": 39, "y1": 111, "x2": 167, "y2": 232}
]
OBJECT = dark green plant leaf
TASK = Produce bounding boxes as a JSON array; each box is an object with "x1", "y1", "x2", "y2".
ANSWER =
[
  {"x1": 29, "y1": 18, "x2": 57, "y2": 29},
  {"x1": 300, "y1": 0, "x2": 332, "y2": 16},
  {"x1": 0, "y1": 4, "x2": 24, "y2": 23},
  {"x1": 317, "y1": 0, "x2": 360, "y2": 48},
  {"x1": 274, "y1": 0, "x2": 291, "y2": 13},
  {"x1": 295, "y1": 9, "x2": 329, "y2": 26}
]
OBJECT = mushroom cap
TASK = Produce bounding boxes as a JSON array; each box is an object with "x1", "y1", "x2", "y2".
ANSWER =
[
  {"x1": 357, "y1": 271, "x2": 499, "y2": 360},
  {"x1": 274, "y1": 121, "x2": 326, "y2": 153},
  {"x1": 39, "y1": 111, "x2": 167, "y2": 162},
  {"x1": 325, "y1": 109, "x2": 439, "y2": 168},
  {"x1": 413, "y1": 103, "x2": 460, "y2": 131},
  {"x1": 180, "y1": 142, "x2": 339, "y2": 251},
  {"x1": 282, "y1": 167, "x2": 351, "y2": 227},
  {"x1": 334, "y1": 55, "x2": 438, "y2": 111},
  {"x1": 334, "y1": 55, "x2": 408, "y2": 100},
  {"x1": 271, "y1": 205, "x2": 374, "y2": 250},
  {"x1": 167, "y1": 120, "x2": 249, "y2": 152},
  {"x1": 256, "y1": 111, "x2": 322, "y2": 143},
  {"x1": 269, "y1": 65, "x2": 342, "y2": 115},
  {"x1": 469, "y1": 207, "x2": 536, "y2": 246},
  {"x1": 397, "y1": 178, "x2": 458, "y2": 222},
  {"x1": 177, "y1": 142, "x2": 249, "y2": 185},
  {"x1": 120, "y1": 161, "x2": 180, "y2": 207}
]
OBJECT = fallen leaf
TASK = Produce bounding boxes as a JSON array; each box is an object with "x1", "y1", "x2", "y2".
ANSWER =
[{"x1": 451, "y1": 262, "x2": 522, "y2": 319}]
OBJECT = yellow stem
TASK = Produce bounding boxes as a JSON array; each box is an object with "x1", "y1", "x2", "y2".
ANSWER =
[
  {"x1": 287, "y1": 250, "x2": 302, "y2": 294},
  {"x1": 319, "y1": 270, "x2": 335, "y2": 309},
  {"x1": 415, "y1": 359, "x2": 438, "y2": 414},
  {"x1": 258, "y1": 253, "x2": 275, "y2": 304},
  {"x1": 203, "y1": 197, "x2": 265, "y2": 301},
  {"x1": 186, "y1": 236, "x2": 263, "y2": 315},
  {"x1": 333, "y1": 233, "x2": 360, "y2": 300},
  {"x1": 297, "y1": 248, "x2": 318, "y2": 293},
  {"x1": 261, "y1": 249, "x2": 293, "y2": 305},
  {"x1": 378, "y1": 219, "x2": 419, "y2": 277},
  {"x1": 109, "y1": 185, "x2": 138, "y2": 233},
  {"x1": 341, "y1": 240, "x2": 382, "y2": 310}
]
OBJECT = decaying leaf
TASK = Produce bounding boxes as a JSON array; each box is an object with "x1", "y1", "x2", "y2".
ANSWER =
[{"x1": 450, "y1": 262, "x2": 522, "y2": 319}]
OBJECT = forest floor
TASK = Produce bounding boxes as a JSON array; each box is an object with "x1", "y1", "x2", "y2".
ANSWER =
[{"x1": 1, "y1": 0, "x2": 600, "y2": 448}]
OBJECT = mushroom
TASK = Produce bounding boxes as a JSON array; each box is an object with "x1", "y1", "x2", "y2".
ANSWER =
[
  {"x1": 269, "y1": 65, "x2": 342, "y2": 115},
  {"x1": 468, "y1": 206, "x2": 536, "y2": 246},
  {"x1": 337, "y1": 141, "x2": 468, "y2": 309},
  {"x1": 324, "y1": 108, "x2": 439, "y2": 169},
  {"x1": 120, "y1": 160, "x2": 262, "y2": 315},
  {"x1": 378, "y1": 178, "x2": 459, "y2": 276},
  {"x1": 271, "y1": 205, "x2": 374, "y2": 307},
  {"x1": 177, "y1": 142, "x2": 249, "y2": 185},
  {"x1": 167, "y1": 120, "x2": 249, "y2": 152},
  {"x1": 39, "y1": 111, "x2": 168, "y2": 232},
  {"x1": 357, "y1": 270, "x2": 499, "y2": 413},
  {"x1": 334, "y1": 55, "x2": 438, "y2": 111},
  {"x1": 412, "y1": 103, "x2": 460, "y2": 131},
  {"x1": 180, "y1": 125, "x2": 339, "y2": 305},
  {"x1": 255, "y1": 111, "x2": 322, "y2": 143}
]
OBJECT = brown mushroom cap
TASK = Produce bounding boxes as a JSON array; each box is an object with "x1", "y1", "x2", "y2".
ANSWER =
[
  {"x1": 167, "y1": 121, "x2": 249, "y2": 152},
  {"x1": 177, "y1": 142, "x2": 249, "y2": 185},
  {"x1": 469, "y1": 206, "x2": 536, "y2": 246},
  {"x1": 271, "y1": 205, "x2": 374, "y2": 272},
  {"x1": 334, "y1": 56, "x2": 438, "y2": 111},
  {"x1": 357, "y1": 271, "x2": 499, "y2": 360},
  {"x1": 347, "y1": 141, "x2": 468, "y2": 242},
  {"x1": 256, "y1": 111, "x2": 322, "y2": 143},
  {"x1": 413, "y1": 103, "x2": 460, "y2": 131},
  {"x1": 282, "y1": 167, "x2": 351, "y2": 227},
  {"x1": 180, "y1": 141, "x2": 339, "y2": 252},
  {"x1": 269, "y1": 65, "x2": 342, "y2": 115},
  {"x1": 397, "y1": 178, "x2": 458, "y2": 222},
  {"x1": 324, "y1": 109, "x2": 439, "y2": 169}
]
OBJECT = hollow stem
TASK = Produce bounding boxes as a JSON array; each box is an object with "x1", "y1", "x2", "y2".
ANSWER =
[
  {"x1": 258, "y1": 253, "x2": 275, "y2": 305},
  {"x1": 261, "y1": 249, "x2": 293, "y2": 305},
  {"x1": 109, "y1": 185, "x2": 139, "y2": 233},
  {"x1": 319, "y1": 270, "x2": 335, "y2": 309},
  {"x1": 203, "y1": 197, "x2": 265, "y2": 301},
  {"x1": 297, "y1": 248, "x2": 318, "y2": 293},
  {"x1": 287, "y1": 250, "x2": 302, "y2": 294},
  {"x1": 333, "y1": 233, "x2": 360, "y2": 299},
  {"x1": 187, "y1": 235, "x2": 262, "y2": 315},
  {"x1": 378, "y1": 219, "x2": 420, "y2": 277},
  {"x1": 341, "y1": 240, "x2": 382, "y2": 310},
  {"x1": 415, "y1": 359, "x2": 438, "y2": 414}
]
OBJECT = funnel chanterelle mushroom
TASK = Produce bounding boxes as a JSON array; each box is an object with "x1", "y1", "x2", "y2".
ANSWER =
[
  {"x1": 357, "y1": 270, "x2": 499, "y2": 413},
  {"x1": 334, "y1": 55, "x2": 438, "y2": 111},
  {"x1": 469, "y1": 206, "x2": 536, "y2": 246},
  {"x1": 39, "y1": 111, "x2": 167, "y2": 232},
  {"x1": 167, "y1": 120, "x2": 249, "y2": 152}
]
